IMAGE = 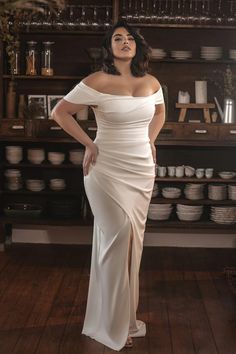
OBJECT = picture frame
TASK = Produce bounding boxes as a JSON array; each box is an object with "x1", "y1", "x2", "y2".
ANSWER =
[
  {"x1": 47, "y1": 95, "x2": 63, "y2": 119},
  {"x1": 27, "y1": 95, "x2": 47, "y2": 119}
]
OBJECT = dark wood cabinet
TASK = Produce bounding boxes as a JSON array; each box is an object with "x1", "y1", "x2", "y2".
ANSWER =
[{"x1": 0, "y1": 0, "x2": 236, "y2": 249}]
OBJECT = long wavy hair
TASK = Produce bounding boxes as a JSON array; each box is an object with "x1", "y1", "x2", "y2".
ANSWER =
[{"x1": 102, "y1": 20, "x2": 151, "y2": 77}]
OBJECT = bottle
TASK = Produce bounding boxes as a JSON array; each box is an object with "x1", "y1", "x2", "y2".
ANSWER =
[
  {"x1": 6, "y1": 81, "x2": 16, "y2": 119},
  {"x1": 41, "y1": 41, "x2": 54, "y2": 76},
  {"x1": 26, "y1": 41, "x2": 38, "y2": 75},
  {"x1": 11, "y1": 41, "x2": 20, "y2": 75}
]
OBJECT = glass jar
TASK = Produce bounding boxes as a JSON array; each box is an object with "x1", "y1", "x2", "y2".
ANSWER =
[
  {"x1": 41, "y1": 41, "x2": 54, "y2": 76},
  {"x1": 26, "y1": 41, "x2": 38, "y2": 75},
  {"x1": 12, "y1": 41, "x2": 20, "y2": 75}
]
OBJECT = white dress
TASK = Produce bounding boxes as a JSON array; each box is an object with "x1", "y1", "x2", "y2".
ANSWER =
[{"x1": 64, "y1": 81, "x2": 164, "y2": 351}]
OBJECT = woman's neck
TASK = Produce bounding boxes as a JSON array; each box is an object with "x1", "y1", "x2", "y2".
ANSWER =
[{"x1": 113, "y1": 59, "x2": 132, "y2": 77}]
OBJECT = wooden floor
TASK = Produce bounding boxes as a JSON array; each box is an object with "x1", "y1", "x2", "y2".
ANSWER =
[{"x1": 0, "y1": 244, "x2": 236, "y2": 354}]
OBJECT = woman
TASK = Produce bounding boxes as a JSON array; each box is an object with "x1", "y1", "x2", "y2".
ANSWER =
[{"x1": 52, "y1": 20, "x2": 165, "y2": 351}]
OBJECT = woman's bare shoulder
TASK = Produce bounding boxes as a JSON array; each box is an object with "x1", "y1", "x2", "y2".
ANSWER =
[
  {"x1": 145, "y1": 74, "x2": 161, "y2": 92},
  {"x1": 82, "y1": 71, "x2": 110, "y2": 91}
]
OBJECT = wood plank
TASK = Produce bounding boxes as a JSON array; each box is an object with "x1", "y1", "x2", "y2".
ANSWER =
[
  {"x1": 60, "y1": 249, "x2": 104, "y2": 354},
  {"x1": 196, "y1": 271, "x2": 236, "y2": 354},
  {"x1": 183, "y1": 271, "x2": 218, "y2": 354},
  {"x1": 34, "y1": 248, "x2": 89, "y2": 354},
  {"x1": 163, "y1": 268, "x2": 196, "y2": 354},
  {"x1": 147, "y1": 268, "x2": 172, "y2": 354}
]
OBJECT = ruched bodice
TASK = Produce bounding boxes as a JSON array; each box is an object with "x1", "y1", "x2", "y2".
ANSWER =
[{"x1": 64, "y1": 80, "x2": 164, "y2": 351}]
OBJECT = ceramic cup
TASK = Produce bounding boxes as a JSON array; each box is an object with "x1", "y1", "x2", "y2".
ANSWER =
[
  {"x1": 185, "y1": 165, "x2": 195, "y2": 177},
  {"x1": 157, "y1": 166, "x2": 167, "y2": 177},
  {"x1": 176, "y1": 165, "x2": 185, "y2": 178},
  {"x1": 167, "y1": 166, "x2": 176, "y2": 177},
  {"x1": 205, "y1": 168, "x2": 214, "y2": 178},
  {"x1": 196, "y1": 168, "x2": 205, "y2": 178}
]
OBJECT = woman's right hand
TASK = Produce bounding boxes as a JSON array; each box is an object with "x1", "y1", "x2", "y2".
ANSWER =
[{"x1": 83, "y1": 142, "x2": 99, "y2": 176}]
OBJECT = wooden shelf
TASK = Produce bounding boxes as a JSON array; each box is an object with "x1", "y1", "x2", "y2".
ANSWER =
[
  {"x1": 2, "y1": 162, "x2": 82, "y2": 169},
  {"x1": 129, "y1": 23, "x2": 236, "y2": 30},
  {"x1": 1, "y1": 189, "x2": 82, "y2": 196},
  {"x1": 150, "y1": 197, "x2": 236, "y2": 205},
  {"x1": 0, "y1": 215, "x2": 90, "y2": 226},
  {"x1": 150, "y1": 58, "x2": 236, "y2": 64},
  {"x1": 2, "y1": 75, "x2": 84, "y2": 80},
  {"x1": 156, "y1": 177, "x2": 236, "y2": 183},
  {"x1": 146, "y1": 218, "x2": 236, "y2": 232}
]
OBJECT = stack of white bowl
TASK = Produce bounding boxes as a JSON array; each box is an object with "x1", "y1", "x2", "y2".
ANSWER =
[
  {"x1": 162, "y1": 187, "x2": 181, "y2": 199},
  {"x1": 4, "y1": 169, "x2": 22, "y2": 191},
  {"x1": 201, "y1": 46, "x2": 222, "y2": 60},
  {"x1": 150, "y1": 48, "x2": 167, "y2": 59},
  {"x1": 27, "y1": 148, "x2": 45, "y2": 164},
  {"x1": 148, "y1": 203, "x2": 172, "y2": 221},
  {"x1": 176, "y1": 204, "x2": 203, "y2": 221},
  {"x1": 5, "y1": 146, "x2": 23, "y2": 164},
  {"x1": 26, "y1": 179, "x2": 45, "y2": 192},
  {"x1": 184, "y1": 183, "x2": 205, "y2": 200},
  {"x1": 171, "y1": 50, "x2": 192, "y2": 60},
  {"x1": 152, "y1": 183, "x2": 159, "y2": 198},
  {"x1": 69, "y1": 149, "x2": 84, "y2": 165},
  {"x1": 208, "y1": 184, "x2": 227, "y2": 200},
  {"x1": 210, "y1": 206, "x2": 236, "y2": 225},
  {"x1": 218, "y1": 171, "x2": 236, "y2": 179},
  {"x1": 48, "y1": 152, "x2": 65, "y2": 165},
  {"x1": 49, "y1": 178, "x2": 66, "y2": 191},
  {"x1": 228, "y1": 184, "x2": 236, "y2": 200},
  {"x1": 229, "y1": 49, "x2": 236, "y2": 60}
]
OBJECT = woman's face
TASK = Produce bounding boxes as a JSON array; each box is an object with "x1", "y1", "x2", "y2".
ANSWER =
[{"x1": 111, "y1": 27, "x2": 136, "y2": 61}]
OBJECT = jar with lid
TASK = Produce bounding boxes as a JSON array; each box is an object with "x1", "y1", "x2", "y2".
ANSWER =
[
  {"x1": 41, "y1": 41, "x2": 54, "y2": 76},
  {"x1": 26, "y1": 41, "x2": 38, "y2": 75}
]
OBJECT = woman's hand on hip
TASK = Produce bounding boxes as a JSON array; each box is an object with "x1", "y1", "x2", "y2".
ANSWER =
[{"x1": 83, "y1": 142, "x2": 98, "y2": 176}]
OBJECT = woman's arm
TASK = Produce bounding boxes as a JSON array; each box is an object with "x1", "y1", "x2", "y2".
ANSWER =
[
  {"x1": 52, "y1": 99, "x2": 98, "y2": 175},
  {"x1": 148, "y1": 103, "x2": 165, "y2": 163}
]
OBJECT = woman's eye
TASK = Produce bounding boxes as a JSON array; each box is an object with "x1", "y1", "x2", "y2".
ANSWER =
[
  {"x1": 128, "y1": 37, "x2": 134, "y2": 41},
  {"x1": 114, "y1": 38, "x2": 122, "y2": 41}
]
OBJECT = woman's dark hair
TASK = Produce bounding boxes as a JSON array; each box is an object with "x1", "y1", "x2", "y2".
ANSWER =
[{"x1": 102, "y1": 20, "x2": 151, "y2": 77}]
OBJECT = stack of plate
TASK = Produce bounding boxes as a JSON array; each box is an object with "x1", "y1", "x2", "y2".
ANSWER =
[
  {"x1": 210, "y1": 206, "x2": 236, "y2": 224},
  {"x1": 150, "y1": 48, "x2": 167, "y2": 59},
  {"x1": 152, "y1": 183, "x2": 159, "y2": 198},
  {"x1": 184, "y1": 183, "x2": 205, "y2": 200},
  {"x1": 176, "y1": 204, "x2": 203, "y2": 221},
  {"x1": 208, "y1": 184, "x2": 227, "y2": 200},
  {"x1": 148, "y1": 203, "x2": 172, "y2": 221},
  {"x1": 27, "y1": 148, "x2": 45, "y2": 164},
  {"x1": 48, "y1": 152, "x2": 65, "y2": 165},
  {"x1": 5, "y1": 146, "x2": 23, "y2": 164},
  {"x1": 69, "y1": 149, "x2": 84, "y2": 165},
  {"x1": 162, "y1": 187, "x2": 181, "y2": 199},
  {"x1": 26, "y1": 179, "x2": 45, "y2": 192},
  {"x1": 201, "y1": 46, "x2": 222, "y2": 60},
  {"x1": 218, "y1": 171, "x2": 236, "y2": 179},
  {"x1": 229, "y1": 49, "x2": 236, "y2": 60},
  {"x1": 171, "y1": 50, "x2": 192, "y2": 60},
  {"x1": 49, "y1": 178, "x2": 66, "y2": 191},
  {"x1": 4, "y1": 169, "x2": 22, "y2": 191},
  {"x1": 228, "y1": 184, "x2": 236, "y2": 200}
]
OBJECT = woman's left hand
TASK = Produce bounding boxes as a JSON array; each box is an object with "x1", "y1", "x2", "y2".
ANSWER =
[{"x1": 150, "y1": 143, "x2": 156, "y2": 164}]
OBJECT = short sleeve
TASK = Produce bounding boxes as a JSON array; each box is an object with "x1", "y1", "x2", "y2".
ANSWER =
[
  {"x1": 155, "y1": 87, "x2": 164, "y2": 105},
  {"x1": 64, "y1": 81, "x2": 99, "y2": 105}
]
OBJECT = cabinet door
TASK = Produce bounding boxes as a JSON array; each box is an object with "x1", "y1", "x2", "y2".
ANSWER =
[
  {"x1": 182, "y1": 124, "x2": 218, "y2": 141},
  {"x1": 157, "y1": 123, "x2": 184, "y2": 141},
  {"x1": 0, "y1": 119, "x2": 25, "y2": 137},
  {"x1": 218, "y1": 125, "x2": 236, "y2": 142}
]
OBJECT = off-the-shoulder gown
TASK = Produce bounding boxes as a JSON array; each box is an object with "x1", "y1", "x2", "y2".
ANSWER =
[{"x1": 64, "y1": 81, "x2": 164, "y2": 351}]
